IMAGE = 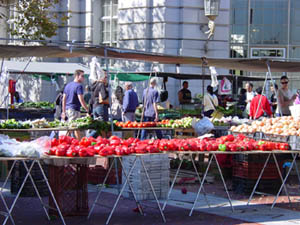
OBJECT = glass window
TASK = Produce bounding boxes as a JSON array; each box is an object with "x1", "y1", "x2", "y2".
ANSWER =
[
  {"x1": 250, "y1": 0, "x2": 288, "y2": 44},
  {"x1": 230, "y1": 45, "x2": 247, "y2": 58},
  {"x1": 101, "y1": 0, "x2": 118, "y2": 46}
]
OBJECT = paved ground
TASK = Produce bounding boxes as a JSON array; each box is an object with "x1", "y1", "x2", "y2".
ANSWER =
[{"x1": 0, "y1": 175, "x2": 300, "y2": 224}]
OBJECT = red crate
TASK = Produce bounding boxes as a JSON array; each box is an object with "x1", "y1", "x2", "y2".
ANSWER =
[
  {"x1": 49, "y1": 164, "x2": 89, "y2": 216},
  {"x1": 88, "y1": 165, "x2": 122, "y2": 185},
  {"x1": 233, "y1": 161, "x2": 282, "y2": 180}
]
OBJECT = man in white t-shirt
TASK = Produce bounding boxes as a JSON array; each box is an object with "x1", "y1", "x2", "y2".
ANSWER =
[{"x1": 245, "y1": 82, "x2": 255, "y2": 117}]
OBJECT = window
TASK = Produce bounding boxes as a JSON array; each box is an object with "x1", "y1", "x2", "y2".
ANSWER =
[
  {"x1": 101, "y1": 0, "x2": 118, "y2": 46},
  {"x1": 250, "y1": 0, "x2": 288, "y2": 45},
  {"x1": 230, "y1": 0, "x2": 248, "y2": 44},
  {"x1": 290, "y1": 0, "x2": 300, "y2": 44}
]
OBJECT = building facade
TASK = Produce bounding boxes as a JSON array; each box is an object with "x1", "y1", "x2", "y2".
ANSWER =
[{"x1": 2, "y1": 1, "x2": 298, "y2": 106}]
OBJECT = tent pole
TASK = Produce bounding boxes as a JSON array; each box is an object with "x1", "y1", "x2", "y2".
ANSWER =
[
  {"x1": 104, "y1": 48, "x2": 114, "y2": 133},
  {"x1": 202, "y1": 62, "x2": 205, "y2": 100}
]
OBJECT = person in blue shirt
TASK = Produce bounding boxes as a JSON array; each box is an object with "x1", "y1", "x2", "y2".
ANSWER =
[
  {"x1": 141, "y1": 78, "x2": 162, "y2": 140},
  {"x1": 122, "y1": 82, "x2": 139, "y2": 122},
  {"x1": 62, "y1": 69, "x2": 89, "y2": 139}
]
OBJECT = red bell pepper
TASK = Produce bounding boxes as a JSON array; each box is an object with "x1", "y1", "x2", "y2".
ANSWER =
[
  {"x1": 279, "y1": 143, "x2": 289, "y2": 150},
  {"x1": 66, "y1": 149, "x2": 77, "y2": 157},
  {"x1": 79, "y1": 148, "x2": 88, "y2": 157},
  {"x1": 135, "y1": 144, "x2": 148, "y2": 154},
  {"x1": 80, "y1": 137, "x2": 91, "y2": 147},
  {"x1": 51, "y1": 138, "x2": 59, "y2": 147},
  {"x1": 55, "y1": 148, "x2": 66, "y2": 156}
]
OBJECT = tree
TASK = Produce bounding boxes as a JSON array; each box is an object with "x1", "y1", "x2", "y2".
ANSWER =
[{"x1": 7, "y1": 0, "x2": 69, "y2": 42}]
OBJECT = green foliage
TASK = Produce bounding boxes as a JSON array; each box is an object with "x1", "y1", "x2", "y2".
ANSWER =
[{"x1": 8, "y1": 0, "x2": 69, "y2": 41}]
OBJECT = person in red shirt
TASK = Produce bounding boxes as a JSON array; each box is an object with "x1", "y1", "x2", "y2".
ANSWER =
[{"x1": 250, "y1": 87, "x2": 273, "y2": 119}]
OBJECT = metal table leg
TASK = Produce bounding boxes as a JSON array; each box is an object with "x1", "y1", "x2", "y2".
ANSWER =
[
  {"x1": 88, "y1": 157, "x2": 116, "y2": 219},
  {"x1": 118, "y1": 157, "x2": 144, "y2": 216},
  {"x1": 0, "y1": 160, "x2": 17, "y2": 225},
  {"x1": 293, "y1": 155, "x2": 300, "y2": 186},
  {"x1": 105, "y1": 156, "x2": 138, "y2": 225},
  {"x1": 271, "y1": 153, "x2": 298, "y2": 209},
  {"x1": 22, "y1": 160, "x2": 50, "y2": 220},
  {"x1": 247, "y1": 153, "x2": 271, "y2": 205},
  {"x1": 162, "y1": 157, "x2": 184, "y2": 211},
  {"x1": 272, "y1": 153, "x2": 291, "y2": 205},
  {"x1": 36, "y1": 160, "x2": 66, "y2": 225},
  {"x1": 189, "y1": 154, "x2": 213, "y2": 216},
  {"x1": 139, "y1": 156, "x2": 166, "y2": 223},
  {"x1": 190, "y1": 154, "x2": 210, "y2": 208},
  {"x1": 213, "y1": 153, "x2": 234, "y2": 212},
  {"x1": 2, "y1": 160, "x2": 35, "y2": 225}
]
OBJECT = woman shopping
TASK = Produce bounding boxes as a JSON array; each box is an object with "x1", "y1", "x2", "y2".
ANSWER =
[{"x1": 203, "y1": 85, "x2": 218, "y2": 118}]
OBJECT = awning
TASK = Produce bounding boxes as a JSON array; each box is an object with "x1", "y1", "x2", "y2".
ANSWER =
[
  {"x1": 0, "y1": 44, "x2": 300, "y2": 72},
  {"x1": 130, "y1": 72, "x2": 269, "y2": 81}
]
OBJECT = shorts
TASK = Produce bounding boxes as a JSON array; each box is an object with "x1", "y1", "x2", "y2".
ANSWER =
[{"x1": 66, "y1": 109, "x2": 81, "y2": 121}]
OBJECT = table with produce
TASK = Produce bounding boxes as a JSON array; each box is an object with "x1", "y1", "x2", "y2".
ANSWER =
[{"x1": 0, "y1": 115, "x2": 299, "y2": 224}]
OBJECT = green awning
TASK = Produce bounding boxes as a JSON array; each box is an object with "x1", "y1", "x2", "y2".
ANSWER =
[{"x1": 110, "y1": 72, "x2": 149, "y2": 81}]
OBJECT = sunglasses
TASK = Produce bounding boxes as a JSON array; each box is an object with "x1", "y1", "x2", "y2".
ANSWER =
[{"x1": 281, "y1": 81, "x2": 288, "y2": 84}]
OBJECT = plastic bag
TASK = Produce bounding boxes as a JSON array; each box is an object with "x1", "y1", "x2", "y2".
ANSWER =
[{"x1": 192, "y1": 117, "x2": 214, "y2": 136}]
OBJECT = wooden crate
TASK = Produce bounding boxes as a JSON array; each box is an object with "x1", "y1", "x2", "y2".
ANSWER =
[{"x1": 174, "y1": 128, "x2": 197, "y2": 139}]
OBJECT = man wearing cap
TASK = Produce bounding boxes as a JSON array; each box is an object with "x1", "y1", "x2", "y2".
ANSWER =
[
  {"x1": 141, "y1": 78, "x2": 162, "y2": 140},
  {"x1": 122, "y1": 82, "x2": 139, "y2": 122}
]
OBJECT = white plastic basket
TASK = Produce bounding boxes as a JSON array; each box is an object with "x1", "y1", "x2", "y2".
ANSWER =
[{"x1": 290, "y1": 105, "x2": 300, "y2": 118}]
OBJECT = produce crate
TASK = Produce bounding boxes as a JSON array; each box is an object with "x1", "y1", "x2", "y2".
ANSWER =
[
  {"x1": 232, "y1": 177, "x2": 281, "y2": 194},
  {"x1": 232, "y1": 161, "x2": 281, "y2": 180},
  {"x1": 122, "y1": 154, "x2": 169, "y2": 200},
  {"x1": 11, "y1": 161, "x2": 49, "y2": 197},
  {"x1": 49, "y1": 164, "x2": 89, "y2": 216},
  {"x1": 174, "y1": 128, "x2": 197, "y2": 139},
  {"x1": 88, "y1": 165, "x2": 122, "y2": 185}
]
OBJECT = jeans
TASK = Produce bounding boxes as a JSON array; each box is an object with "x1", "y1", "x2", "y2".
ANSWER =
[
  {"x1": 87, "y1": 105, "x2": 109, "y2": 138},
  {"x1": 122, "y1": 112, "x2": 135, "y2": 122},
  {"x1": 93, "y1": 105, "x2": 109, "y2": 121},
  {"x1": 140, "y1": 116, "x2": 162, "y2": 140}
]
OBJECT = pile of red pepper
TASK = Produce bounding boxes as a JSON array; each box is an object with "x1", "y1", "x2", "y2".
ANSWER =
[{"x1": 46, "y1": 134, "x2": 290, "y2": 157}]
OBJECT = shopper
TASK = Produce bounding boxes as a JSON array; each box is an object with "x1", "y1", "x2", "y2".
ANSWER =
[
  {"x1": 83, "y1": 85, "x2": 92, "y2": 105},
  {"x1": 91, "y1": 73, "x2": 109, "y2": 121},
  {"x1": 238, "y1": 88, "x2": 247, "y2": 111},
  {"x1": 111, "y1": 86, "x2": 124, "y2": 121},
  {"x1": 250, "y1": 87, "x2": 272, "y2": 119},
  {"x1": 203, "y1": 85, "x2": 218, "y2": 118},
  {"x1": 245, "y1": 82, "x2": 255, "y2": 117},
  {"x1": 122, "y1": 82, "x2": 139, "y2": 122},
  {"x1": 61, "y1": 69, "x2": 89, "y2": 139},
  {"x1": 141, "y1": 78, "x2": 162, "y2": 140},
  {"x1": 178, "y1": 81, "x2": 192, "y2": 104},
  {"x1": 270, "y1": 83, "x2": 278, "y2": 113},
  {"x1": 294, "y1": 89, "x2": 300, "y2": 105},
  {"x1": 276, "y1": 76, "x2": 297, "y2": 116}
]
